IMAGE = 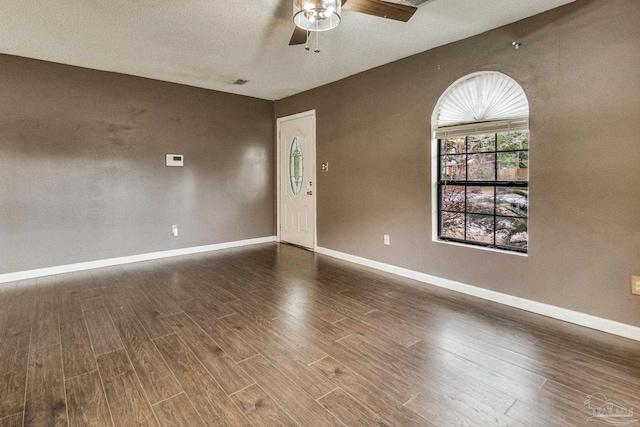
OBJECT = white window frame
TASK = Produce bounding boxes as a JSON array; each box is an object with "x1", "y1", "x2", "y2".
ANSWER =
[{"x1": 431, "y1": 72, "x2": 530, "y2": 256}]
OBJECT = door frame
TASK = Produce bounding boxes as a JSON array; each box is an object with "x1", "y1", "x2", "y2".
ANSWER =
[{"x1": 276, "y1": 109, "x2": 317, "y2": 251}]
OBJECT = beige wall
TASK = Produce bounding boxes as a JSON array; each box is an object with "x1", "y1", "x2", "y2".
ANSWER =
[
  {"x1": 0, "y1": 55, "x2": 275, "y2": 274},
  {"x1": 276, "y1": 0, "x2": 640, "y2": 327}
]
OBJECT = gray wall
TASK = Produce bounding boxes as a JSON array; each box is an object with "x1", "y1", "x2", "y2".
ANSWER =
[
  {"x1": 0, "y1": 55, "x2": 275, "y2": 274},
  {"x1": 276, "y1": 0, "x2": 640, "y2": 327}
]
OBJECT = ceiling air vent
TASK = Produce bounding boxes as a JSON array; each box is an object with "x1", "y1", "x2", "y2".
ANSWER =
[
  {"x1": 405, "y1": 0, "x2": 431, "y2": 6},
  {"x1": 383, "y1": 0, "x2": 432, "y2": 6},
  {"x1": 232, "y1": 79, "x2": 249, "y2": 85}
]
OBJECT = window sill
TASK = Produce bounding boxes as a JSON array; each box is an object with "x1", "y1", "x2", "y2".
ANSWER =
[{"x1": 432, "y1": 238, "x2": 528, "y2": 257}]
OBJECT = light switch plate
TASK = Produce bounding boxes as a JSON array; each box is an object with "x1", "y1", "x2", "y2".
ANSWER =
[
  {"x1": 632, "y1": 276, "x2": 640, "y2": 296},
  {"x1": 166, "y1": 154, "x2": 184, "y2": 167}
]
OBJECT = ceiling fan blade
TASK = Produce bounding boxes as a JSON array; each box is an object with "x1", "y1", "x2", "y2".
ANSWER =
[
  {"x1": 342, "y1": 0, "x2": 417, "y2": 22},
  {"x1": 289, "y1": 26, "x2": 309, "y2": 45}
]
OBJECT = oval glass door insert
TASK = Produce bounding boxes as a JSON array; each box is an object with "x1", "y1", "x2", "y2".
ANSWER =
[{"x1": 289, "y1": 137, "x2": 304, "y2": 196}]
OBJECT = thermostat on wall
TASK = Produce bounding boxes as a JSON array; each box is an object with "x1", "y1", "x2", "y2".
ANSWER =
[{"x1": 166, "y1": 154, "x2": 184, "y2": 167}]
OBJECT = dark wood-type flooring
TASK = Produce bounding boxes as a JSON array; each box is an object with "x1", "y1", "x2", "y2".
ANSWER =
[{"x1": 1, "y1": 243, "x2": 639, "y2": 426}]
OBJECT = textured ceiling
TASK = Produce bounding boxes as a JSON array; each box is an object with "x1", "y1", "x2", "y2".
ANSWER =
[{"x1": 0, "y1": 0, "x2": 575, "y2": 100}]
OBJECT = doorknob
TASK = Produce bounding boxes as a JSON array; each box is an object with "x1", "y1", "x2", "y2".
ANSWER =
[{"x1": 307, "y1": 191, "x2": 313, "y2": 196}]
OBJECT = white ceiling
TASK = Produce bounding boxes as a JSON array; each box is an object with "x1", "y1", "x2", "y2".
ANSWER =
[{"x1": 0, "y1": 0, "x2": 574, "y2": 100}]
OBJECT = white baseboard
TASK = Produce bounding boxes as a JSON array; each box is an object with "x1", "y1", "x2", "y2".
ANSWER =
[
  {"x1": 315, "y1": 246, "x2": 640, "y2": 342},
  {"x1": 0, "y1": 236, "x2": 277, "y2": 284}
]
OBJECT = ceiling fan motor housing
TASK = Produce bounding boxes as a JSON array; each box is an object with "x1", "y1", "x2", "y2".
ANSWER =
[{"x1": 293, "y1": 0, "x2": 342, "y2": 31}]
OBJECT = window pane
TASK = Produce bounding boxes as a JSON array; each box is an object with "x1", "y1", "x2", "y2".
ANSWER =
[
  {"x1": 441, "y1": 185, "x2": 465, "y2": 212},
  {"x1": 440, "y1": 154, "x2": 466, "y2": 180},
  {"x1": 497, "y1": 131, "x2": 528, "y2": 151},
  {"x1": 517, "y1": 151, "x2": 529, "y2": 180},
  {"x1": 467, "y1": 134, "x2": 495, "y2": 153},
  {"x1": 496, "y1": 187, "x2": 528, "y2": 218},
  {"x1": 438, "y1": 129, "x2": 529, "y2": 253},
  {"x1": 496, "y1": 217, "x2": 528, "y2": 249},
  {"x1": 466, "y1": 214, "x2": 494, "y2": 244},
  {"x1": 440, "y1": 137, "x2": 466, "y2": 155},
  {"x1": 497, "y1": 152, "x2": 528, "y2": 181},
  {"x1": 467, "y1": 153, "x2": 495, "y2": 181},
  {"x1": 497, "y1": 152, "x2": 517, "y2": 180},
  {"x1": 289, "y1": 137, "x2": 304, "y2": 195},
  {"x1": 467, "y1": 186, "x2": 494, "y2": 214},
  {"x1": 441, "y1": 212, "x2": 464, "y2": 239}
]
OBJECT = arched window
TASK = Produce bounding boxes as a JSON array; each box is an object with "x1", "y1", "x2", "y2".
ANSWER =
[{"x1": 432, "y1": 72, "x2": 529, "y2": 253}]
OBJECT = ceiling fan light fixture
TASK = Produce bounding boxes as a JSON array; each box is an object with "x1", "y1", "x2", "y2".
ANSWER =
[{"x1": 293, "y1": 0, "x2": 341, "y2": 32}]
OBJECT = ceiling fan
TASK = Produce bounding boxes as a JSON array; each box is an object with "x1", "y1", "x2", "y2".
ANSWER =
[{"x1": 288, "y1": 0, "x2": 419, "y2": 47}]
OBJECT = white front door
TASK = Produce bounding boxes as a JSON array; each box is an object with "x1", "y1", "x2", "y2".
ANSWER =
[{"x1": 279, "y1": 112, "x2": 316, "y2": 249}]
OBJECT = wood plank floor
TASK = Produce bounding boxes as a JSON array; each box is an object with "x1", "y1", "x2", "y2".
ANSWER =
[{"x1": 1, "y1": 243, "x2": 639, "y2": 426}]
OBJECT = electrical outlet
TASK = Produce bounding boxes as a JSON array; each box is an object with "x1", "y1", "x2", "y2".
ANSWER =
[
  {"x1": 172, "y1": 225, "x2": 178, "y2": 237},
  {"x1": 632, "y1": 276, "x2": 640, "y2": 296},
  {"x1": 321, "y1": 162, "x2": 329, "y2": 172},
  {"x1": 383, "y1": 234, "x2": 390, "y2": 246}
]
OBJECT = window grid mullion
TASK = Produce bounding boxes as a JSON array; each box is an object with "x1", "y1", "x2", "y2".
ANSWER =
[
  {"x1": 464, "y1": 136, "x2": 468, "y2": 241},
  {"x1": 463, "y1": 185, "x2": 468, "y2": 241},
  {"x1": 440, "y1": 209, "x2": 527, "y2": 219},
  {"x1": 493, "y1": 133, "x2": 498, "y2": 246},
  {"x1": 441, "y1": 148, "x2": 528, "y2": 155},
  {"x1": 437, "y1": 148, "x2": 442, "y2": 237},
  {"x1": 438, "y1": 180, "x2": 528, "y2": 187}
]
